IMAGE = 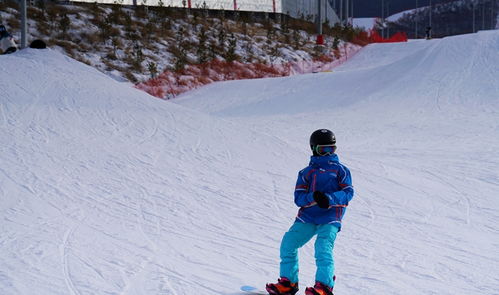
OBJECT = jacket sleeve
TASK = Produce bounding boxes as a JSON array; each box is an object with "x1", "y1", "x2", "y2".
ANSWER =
[
  {"x1": 331, "y1": 165, "x2": 354, "y2": 206},
  {"x1": 294, "y1": 168, "x2": 315, "y2": 207}
]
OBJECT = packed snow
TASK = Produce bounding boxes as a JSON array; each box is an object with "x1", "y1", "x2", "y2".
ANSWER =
[
  {"x1": 386, "y1": 8, "x2": 423, "y2": 22},
  {"x1": 1, "y1": 30, "x2": 499, "y2": 295}
]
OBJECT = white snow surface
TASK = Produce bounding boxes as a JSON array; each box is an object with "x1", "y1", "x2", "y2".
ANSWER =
[
  {"x1": 353, "y1": 8, "x2": 421, "y2": 29},
  {"x1": 386, "y1": 8, "x2": 421, "y2": 22},
  {"x1": 1, "y1": 30, "x2": 499, "y2": 295}
]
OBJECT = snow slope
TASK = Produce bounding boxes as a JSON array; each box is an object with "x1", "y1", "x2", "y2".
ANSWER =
[
  {"x1": 0, "y1": 49, "x2": 298, "y2": 295},
  {"x1": 1, "y1": 30, "x2": 499, "y2": 295},
  {"x1": 175, "y1": 30, "x2": 499, "y2": 294}
]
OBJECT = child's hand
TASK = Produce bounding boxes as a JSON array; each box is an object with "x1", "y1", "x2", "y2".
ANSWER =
[{"x1": 313, "y1": 191, "x2": 330, "y2": 209}]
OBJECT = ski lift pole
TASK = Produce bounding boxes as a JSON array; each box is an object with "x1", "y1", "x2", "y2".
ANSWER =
[
  {"x1": 317, "y1": 0, "x2": 324, "y2": 44},
  {"x1": 351, "y1": 0, "x2": 354, "y2": 26},
  {"x1": 345, "y1": 0, "x2": 349, "y2": 25},
  {"x1": 386, "y1": 0, "x2": 390, "y2": 37},
  {"x1": 20, "y1": 0, "x2": 27, "y2": 48},
  {"x1": 415, "y1": 0, "x2": 418, "y2": 38},
  {"x1": 381, "y1": 0, "x2": 384, "y2": 38},
  {"x1": 339, "y1": 0, "x2": 343, "y2": 25},
  {"x1": 472, "y1": 0, "x2": 476, "y2": 33},
  {"x1": 429, "y1": 0, "x2": 432, "y2": 29},
  {"x1": 482, "y1": 0, "x2": 485, "y2": 30}
]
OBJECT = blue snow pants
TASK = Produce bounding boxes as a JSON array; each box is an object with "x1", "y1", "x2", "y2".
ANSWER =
[{"x1": 279, "y1": 222, "x2": 339, "y2": 287}]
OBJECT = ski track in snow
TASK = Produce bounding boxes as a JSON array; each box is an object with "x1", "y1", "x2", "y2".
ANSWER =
[
  {"x1": 1, "y1": 31, "x2": 499, "y2": 295},
  {"x1": 62, "y1": 224, "x2": 82, "y2": 295}
]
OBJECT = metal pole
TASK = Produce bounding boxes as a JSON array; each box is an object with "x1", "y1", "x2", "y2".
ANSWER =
[
  {"x1": 415, "y1": 0, "x2": 418, "y2": 38},
  {"x1": 317, "y1": 0, "x2": 323, "y2": 44},
  {"x1": 386, "y1": 0, "x2": 390, "y2": 37},
  {"x1": 345, "y1": 0, "x2": 349, "y2": 26},
  {"x1": 482, "y1": 0, "x2": 485, "y2": 30},
  {"x1": 351, "y1": 0, "x2": 354, "y2": 26},
  {"x1": 340, "y1": 0, "x2": 343, "y2": 25},
  {"x1": 20, "y1": 0, "x2": 27, "y2": 49},
  {"x1": 325, "y1": 0, "x2": 328, "y2": 25},
  {"x1": 381, "y1": 0, "x2": 384, "y2": 38},
  {"x1": 429, "y1": 0, "x2": 432, "y2": 29},
  {"x1": 490, "y1": 0, "x2": 495, "y2": 30},
  {"x1": 318, "y1": 0, "x2": 322, "y2": 34},
  {"x1": 492, "y1": 0, "x2": 496, "y2": 30},
  {"x1": 472, "y1": 1, "x2": 476, "y2": 33}
]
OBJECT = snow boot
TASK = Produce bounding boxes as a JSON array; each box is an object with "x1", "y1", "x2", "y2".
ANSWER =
[
  {"x1": 266, "y1": 277, "x2": 299, "y2": 295},
  {"x1": 305, "y1": 281, "x2": 334, "y2": 295}
]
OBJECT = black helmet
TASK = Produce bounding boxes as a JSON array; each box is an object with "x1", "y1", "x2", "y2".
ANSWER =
[{"x1": 310, "y1": 129, "x2": 336, "y2": 155}]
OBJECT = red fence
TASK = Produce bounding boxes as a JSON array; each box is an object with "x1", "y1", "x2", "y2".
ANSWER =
[
  {"x1": 352, "y1": 29, "x2": 408, "y2": 46},
  {"x1": 135, "y1": 43, "x2": 362, "y2": 99}
]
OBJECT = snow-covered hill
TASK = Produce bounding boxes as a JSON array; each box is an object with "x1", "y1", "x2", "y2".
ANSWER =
[{"x1": 1, "y1": 30, "x2": 499, "y2": 295}]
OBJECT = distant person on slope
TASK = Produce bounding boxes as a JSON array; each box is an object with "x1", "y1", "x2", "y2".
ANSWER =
[
  {"x1": 425, "y1": 26, "x2": 432, "y2": 40},
  {"x1": 266, "y1": 129, "x2": 354, "y2": 295},
  {"x1": 0, "y1": 25, "x2": 17, "y2": 54}
]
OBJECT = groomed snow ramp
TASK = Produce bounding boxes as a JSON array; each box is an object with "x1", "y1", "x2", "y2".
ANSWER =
[
  {"x1": 177, "y1": 30, "x2": 499, "y2": 117},
  {"x1": 1, "y1": 30, "x2": 499, "y2": 295},
  {"x1": 0, "y1": 49, "x2": 295, "y2": 295}
]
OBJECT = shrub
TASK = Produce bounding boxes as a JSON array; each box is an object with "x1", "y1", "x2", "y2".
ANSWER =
[
  {"x1": 292, "y1": 29, "x2": 302, "y2": 50},
  {"x1": 111, "y1": 37, "x2": 123, "y2": 54},
  {"x1": 224, "y1": 33, "x2": 238, "y2": 62},
  {"x1": 28, "y1": 6, "x2": 46, "y2": 22},
  {"x1": 131, "y1": 41, "x2": 144, "y2": 70},
  {"x1": 59, "y1": 14, "x2": 71, "y2": 37},
  {"x1": 147, "y1": 61, "x2": 159, "y2": 78},
  {"x1": 124, "y1": 71, "x2": 138, "y2": 83},
  {"x1": 196, "y1": 25, "x2": 209, "y2": 64},
  {"x1": 170, "y1": 26, "x2": 190, "y2": 71}
]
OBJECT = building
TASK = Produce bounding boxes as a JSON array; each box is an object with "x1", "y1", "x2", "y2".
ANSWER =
[{"x1": 71, "y1": 0, "x2": 340, "y2": 25}]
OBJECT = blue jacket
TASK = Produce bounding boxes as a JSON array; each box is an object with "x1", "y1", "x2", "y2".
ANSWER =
[{"x1": 294, "y1": 154, "x2": 354, "y2": 228}]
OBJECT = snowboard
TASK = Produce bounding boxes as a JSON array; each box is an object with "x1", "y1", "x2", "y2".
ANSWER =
[{"x1": 240, "y1": 285, "x2": 268, "y2": 294}]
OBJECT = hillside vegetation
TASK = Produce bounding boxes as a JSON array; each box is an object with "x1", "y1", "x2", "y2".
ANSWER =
[{"x1": 0, "y1": 0, "x2": 364, "y2": 84}]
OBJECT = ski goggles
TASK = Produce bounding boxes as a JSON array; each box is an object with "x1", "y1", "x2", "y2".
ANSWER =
[{"x1": 314, "y1": 144, "x2": 336, "y2": 156}]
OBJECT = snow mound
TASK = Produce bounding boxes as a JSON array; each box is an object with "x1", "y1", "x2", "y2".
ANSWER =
[{"x1": 0, "y1": 48, "x2": 296, "y2": 295}]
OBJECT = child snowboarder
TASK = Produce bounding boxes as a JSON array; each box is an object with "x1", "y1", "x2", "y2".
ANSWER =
[
  {"x1": 266, "y1": 129, "x2": 354, "y2": 295},
  {"x1": 0, "y1": 25, "x2": 18, "y2": 54}
]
